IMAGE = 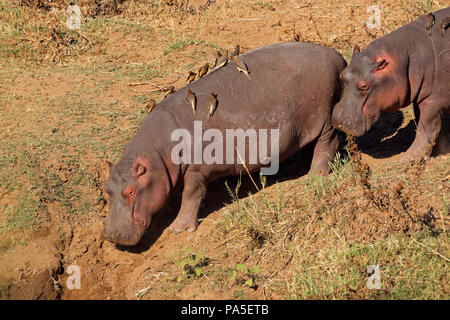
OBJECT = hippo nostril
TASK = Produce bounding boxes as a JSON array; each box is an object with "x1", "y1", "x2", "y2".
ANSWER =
[{"x1": 132, "y1": 211, "x2": 148, "y2": 228}]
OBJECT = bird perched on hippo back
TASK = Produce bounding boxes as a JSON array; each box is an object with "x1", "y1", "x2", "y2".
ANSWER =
[
  {"x1": 214, "y1": 49, "x2": 228, "y2": 70},
  {"x1": 213, "y1": 50, "x2": 222, "y2": 69},
  {"x1": 186, "y1": 71, "x2": 196, "y2": 84},
  {"x1": 163, "y1": 86, "x2": 175, "y2": 98},
  {"x1": 232, "y1": 55, "x2": 251, "y2": 80},
  {"x1": 186, "y1": 89, "x2": 196, "y2": 114},
  {"x1": 102, "y1": 42, "x2": 346, "y2": 246},
  {"x1": 207, "y1": 92, "x2": 218, "y2": 119},
  {"x1": 332, "y1": 7, "x2": 450, "y2": 160},
  {"x1": 229, "y1": 45, "x2": 240, "y2": 59},
  {"x1": 146, "y1": 99, "x2": 157, "y2": 113},
  {"x1": 198, "y1": 63, "x2": 209, "y2": 78}
]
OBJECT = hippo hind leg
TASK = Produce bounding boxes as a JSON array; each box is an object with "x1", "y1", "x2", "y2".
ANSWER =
[
  {"x1": 168, "y1": 170, "x2": 207, "y2": 234},
  {"x1": 308, "y1": 124, "x2": 339, "y2": 176}
]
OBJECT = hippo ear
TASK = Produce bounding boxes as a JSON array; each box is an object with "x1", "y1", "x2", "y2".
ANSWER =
[
  {"x1": 131, "y1": 156, "x2": 150, "y2": 180},
  {"x1": 373, "y1": 59, "x2": 389, "y2": 72},
  {"x1": 135, "y1": 163, "x2": 146, "y2": 177},
  {"x1": 352, "y1": 45, "x2": 360, "y2": 57},
  {"x1": 106, "y1": 160, "x2": 114, "y2": 171}
]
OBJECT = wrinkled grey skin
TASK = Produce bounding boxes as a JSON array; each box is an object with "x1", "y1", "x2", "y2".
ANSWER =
[
  {"x1": 103, "y1": 42, "x2": 346, "y2": 246},
  {"x1": 332, "y1": 7, "x2": 450, "y2": 160}
]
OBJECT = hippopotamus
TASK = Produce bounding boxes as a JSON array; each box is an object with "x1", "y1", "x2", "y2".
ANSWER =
[
  {"x1": 332, "y1": 7, "x2": 450, "y2": 159},
  {"x1": 103, "y1": 42, "x2": 346, "y2": 246}
]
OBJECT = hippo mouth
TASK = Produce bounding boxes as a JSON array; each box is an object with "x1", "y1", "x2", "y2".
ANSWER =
[
  {"x1": 332, "y1": 118, "x2": 368, "y2": 137},
  {"x1": 103, "y1": 205, "x2": 149, "y2": 246},
  {"x1": 131, "y1": 204, "x2": 150, "y2": 229},
  {"x1": 102, "y1": 221, "x2": 146, "y2": 246}
]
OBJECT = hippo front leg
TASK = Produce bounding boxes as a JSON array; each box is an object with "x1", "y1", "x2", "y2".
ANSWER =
[
  {"x1": 401, "y1": 99, "x2": 444, "y2": 160},
  {"x1": 308, "y1": 124, "x2": 339, "y2": 175},
  {"x1": 168, "y1": 170, "x2": 207, "y2": 234}
]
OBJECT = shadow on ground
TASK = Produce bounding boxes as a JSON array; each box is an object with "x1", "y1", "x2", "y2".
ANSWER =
[
  {"x1": 356, "y1": 111, "x2": 449, "y2": 158},
  {"x1": 355, "y1": 111, "x2": 415, "y2": 158}
]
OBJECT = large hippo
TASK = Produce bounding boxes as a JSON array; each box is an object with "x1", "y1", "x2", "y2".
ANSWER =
[
  {"x1": 103, "y1": 42, "x2": 346, "y2": 246},
  {"x1": 332, "y1": 7, "x2": 450, "y2": 159}
]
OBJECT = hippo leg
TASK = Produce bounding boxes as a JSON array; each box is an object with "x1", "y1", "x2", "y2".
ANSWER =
[
  {"x1": 433, "y1": 114, "x2": 450, "y2": 156},
  {"x1": 168, "y1": 170, "x2": 207, "y2": 234},
  {"x1": 308, "y1": 124, "x2": 339, "y2": 175},
  {"x1": 401, "y1": 100, "x2": 443, "y2": 160}
]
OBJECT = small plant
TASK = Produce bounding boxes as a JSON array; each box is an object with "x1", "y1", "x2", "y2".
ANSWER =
[
  {"x1": 230, "y1": 263, "x2": 260, "y2": 289},
  {"x1": 173, "y1": 248, "x2": 211, "y2": 282}
]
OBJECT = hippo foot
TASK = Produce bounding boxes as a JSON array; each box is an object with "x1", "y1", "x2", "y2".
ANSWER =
[
  {"x1": 308, "y1": 152, "x2": 334, "y2": 176},
  {"x1": 399, "y1": 147, "x2": 432, "y2": 162},
  {"x1": 399, "y1": 152, "x2": 419, "y2": 162},
  {"x1": 398, "y1": 151, "x2": 412, "y2": 162},
  {"x1": 399, "y1": 152, "x2": 432, "y2": 163},
  {"x1": 308, "y1": 161, "x2": 331, "y2": 176},
  {"x1": 168, "y1": 216, "x2": 198, "y2": 234}
]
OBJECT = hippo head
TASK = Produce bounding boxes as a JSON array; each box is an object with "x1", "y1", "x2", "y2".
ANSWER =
[
  {"x1": 102, "y1": 155, "x2": 170, "y2": 246},
  {"x1": 332, "y1": 45, "x2": 406, "y2": 136}
]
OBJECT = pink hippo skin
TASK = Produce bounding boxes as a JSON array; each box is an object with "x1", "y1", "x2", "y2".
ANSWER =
[
  {"x1": 332, "y1": 7, "x2": 450, "y2": 160},
  {"x1": 103, "y1": 42, "x2": 346, "y2": 246}
]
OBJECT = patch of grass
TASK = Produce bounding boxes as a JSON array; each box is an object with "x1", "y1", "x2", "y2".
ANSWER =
[
  {"x1": 1, "y1": 196, "x2": 40, "y2": 233},
  {"x1": 341, "y1": 48, "x2": 353, "y2": 64},
  {"x1": 0, "y1": 106, "x2": 108, "y2": 229},
  {"x1": 163, "y1": 39, "x2": 205, "y2": 56},
  {"x1": 289, "y1": 234, "x2": 449, "y2": 299},
  {"x1": 417, "y1": 0, "x2": 433, "y2": 13},
  {"x1": 84, "y1": 17, "x2": 150, "y2": 33},
  {"x1": 0, "y1": 274, "x2": 11, "y2": 300},
  {"x1": 132, "y1": 94, "x2": 149, "y2": 105},
  {"x1": 0, "y1": 236, "x2": 14, "y2": 255},
  {"x1": 213, "y1": 147, "x2": 449, "y2": 299},
  {"x1": 247, "y1": 1, "x2": 276, "y2": 11}
]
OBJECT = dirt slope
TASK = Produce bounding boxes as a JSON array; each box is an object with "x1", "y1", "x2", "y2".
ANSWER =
[{"x1": 0, "y1": 0, "x2": 448, "y2": 300}]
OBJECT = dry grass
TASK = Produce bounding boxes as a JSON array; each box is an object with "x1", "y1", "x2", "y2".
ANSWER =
[
  {"x1": 0, "y1": 0, "x2": 448, "y2": 300},
  {"x1": 208, "y1": 146, "x2": 449, "y2": 298}
]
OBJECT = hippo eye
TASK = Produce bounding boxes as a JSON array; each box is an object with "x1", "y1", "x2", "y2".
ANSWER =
[{"x1": 357, "y1": 81, "x2": 370, "y2": 91}]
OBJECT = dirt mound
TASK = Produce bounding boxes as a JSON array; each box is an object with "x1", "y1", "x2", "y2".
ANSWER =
[
  {"x1": 8, "y1": 271, "x2": 60, "y2": 300},
  {"x1": 0, "y1": 238, "x2": 62, "y2": 299}
]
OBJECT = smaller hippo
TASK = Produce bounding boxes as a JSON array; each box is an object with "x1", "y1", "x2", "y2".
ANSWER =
[
  {"x1": 103, "y1": 42, "x2": 346, "y2": 246},
  {"x1": 332, "y1": 7, "x2": 450, "y2": 159}
]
